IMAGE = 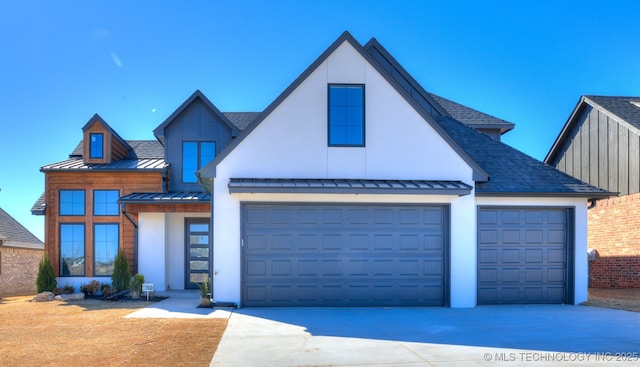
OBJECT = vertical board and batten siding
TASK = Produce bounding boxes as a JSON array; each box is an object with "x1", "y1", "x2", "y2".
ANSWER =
[
  {"x1": 164, "y1": 98, "x2": 234, "y2": 192},
  {"x1": 553, "y1": 104, "x2": 640, "y2": 195},
  {"x1": 44, "y1": 171, "x2": 164, "y2": 277}
]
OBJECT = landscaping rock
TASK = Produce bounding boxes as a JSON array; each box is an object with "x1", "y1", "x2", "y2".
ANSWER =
[
  {"x1": 32, "y1": 292, "x2": 55, "y2": 302},
  {"x1": 55, "y1": 293, "x2": 85, "y2": 301}
]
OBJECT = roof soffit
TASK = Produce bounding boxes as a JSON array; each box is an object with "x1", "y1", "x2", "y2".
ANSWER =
[{"x1": 200, "y1": 31, "x2": 489, "y2": 182}]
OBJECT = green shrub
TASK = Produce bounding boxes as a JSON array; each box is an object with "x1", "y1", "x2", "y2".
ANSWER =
[
  {"x1": 111, "y1": 249, "x2": 131, "y2": 292},
  {"x1": 130, "y1": 274, "x2": 145, "y2": 293},
  {"x1": 35, "y1": 254, "x2": 57, "y2": 293}
]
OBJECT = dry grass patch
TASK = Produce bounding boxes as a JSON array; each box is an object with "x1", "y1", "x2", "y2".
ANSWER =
[
  {"x1": 0, "y1": 296, "x2": 227, "y2": 367},
  {"x1": 584, "y1": 288, "x2": 640, "y2": 313}
]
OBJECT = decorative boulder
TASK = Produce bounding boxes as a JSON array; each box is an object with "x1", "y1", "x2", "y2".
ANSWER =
[
  {"x1": 55, "y1": 293, "x2": 85, "y2": 301},
  {"x1": 32, "y1": 292, "x2": 55, "y2": 302}
]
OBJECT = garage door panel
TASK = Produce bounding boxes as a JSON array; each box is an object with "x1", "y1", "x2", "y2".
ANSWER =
[
  {"x1": 478, "y1": 207, "x2": 570, "y2": 305},
  {"x1": 243, "y1": 204, "x2": 447, "y2": 307}
]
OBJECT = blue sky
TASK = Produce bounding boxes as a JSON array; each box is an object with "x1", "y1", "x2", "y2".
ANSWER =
[{"x1": 1, "y1": 0, "x2": 639, "y2": 241}]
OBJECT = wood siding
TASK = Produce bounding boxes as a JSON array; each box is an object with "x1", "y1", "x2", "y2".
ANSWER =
[
  {"x1": 43, "y1": 171, "x2": 164, "y2": 277},
  {"x1": 552, "y1": 104, "x2": 640, "y2": 195}
]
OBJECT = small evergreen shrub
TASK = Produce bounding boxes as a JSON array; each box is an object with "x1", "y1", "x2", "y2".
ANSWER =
[
  {"x1": 111, "y1": 249, "x2": 131, "y2": 292},
  {"x1": 35, "y1": 254, "x2": 57, "y2": 293}
]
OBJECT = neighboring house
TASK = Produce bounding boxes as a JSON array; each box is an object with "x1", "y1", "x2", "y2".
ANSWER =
[
  {"x1": 545, "y1": 95, "x2": 640, "y2": 288},
  {"x1": 35, "y1": 32, "x2": 611, "y2": 307},
  {"x1": 0, "y1": 207, "x2": 44, "y2": 296}
]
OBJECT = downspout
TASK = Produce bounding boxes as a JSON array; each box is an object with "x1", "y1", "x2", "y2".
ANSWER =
[
  {"x1": 121, "y1": 203, "x2": 139, "y2": 274},
  {"x1": 587, "y1": 199, "x2": 598, "y2": 210}
]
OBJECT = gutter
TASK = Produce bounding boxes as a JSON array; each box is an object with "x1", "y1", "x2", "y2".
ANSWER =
[{"x1": 121, "y1": 203, "x2": 139, "y2": 274}]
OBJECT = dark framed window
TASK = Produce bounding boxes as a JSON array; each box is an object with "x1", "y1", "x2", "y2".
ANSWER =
[
  {"x1": 94, "y1": 224, "x2": 119, "y2": 276},
  {"x1": 60, "y1": 224, "x2": 85, "y2": 276},
  {"x1": 183, "y1": 141, "x2": 216, "y2": 183},
  {"x1": 94, "y1": 190, "x2": 119, "y2": 216},
  {"x1": 90, "y1": 133, "x2": 104, "y2": 159},
  {"x1": 328, "y1": 84, "x2": 365, "y2": 146},
  {"x1": 59, "y1": 190, "x2": 85, "y2": 216}
]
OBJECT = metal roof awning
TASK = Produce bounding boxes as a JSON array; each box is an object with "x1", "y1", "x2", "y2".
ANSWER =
[
  {"x1": 228, "y1": 178, "x2": 473, "y2": 196},
  {"x1": 119, "y1": 192, "x2": 211, "y2": 204}
]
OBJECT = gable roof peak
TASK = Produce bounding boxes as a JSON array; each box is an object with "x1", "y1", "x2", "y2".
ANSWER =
[
  {"x1": 81, "y1": 113, "x2": 133, "y2": 152},
  {"x1": 200, "y1": 31, "x2": 489, "y2": 182},
  {"x1": 153, "y1": 89, "x2": 239, "y2": 144}
]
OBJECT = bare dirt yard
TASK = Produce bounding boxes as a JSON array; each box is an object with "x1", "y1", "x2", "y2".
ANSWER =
[
  {"x1": 584, "y1": 288, "x2": 640, "y2": 313},
  {"x1": 0, "y1": 296, "x2": 226, "y2": 367}
]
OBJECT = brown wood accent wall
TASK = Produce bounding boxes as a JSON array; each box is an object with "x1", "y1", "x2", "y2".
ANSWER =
[
  {"x1": 43, "y1": 171, "x2": 164, "y2": 277},
  {"x1": 82, "y1": 121, "x2": 131, "y2": 165}
]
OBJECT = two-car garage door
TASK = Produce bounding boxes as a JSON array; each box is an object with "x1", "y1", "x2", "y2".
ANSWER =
[{"x1": 242, "y1": 204, "x2": 448, "y2": 307}]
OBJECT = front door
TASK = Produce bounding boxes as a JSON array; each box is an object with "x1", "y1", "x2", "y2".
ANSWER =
[{"x1": 185, "y1": 218, "x2": 210, "y2": 289}]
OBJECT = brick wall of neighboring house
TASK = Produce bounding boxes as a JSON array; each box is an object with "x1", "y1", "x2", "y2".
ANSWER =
[
  {"x1": 588, "y1": 192, "x2": 640, "y2": 288},
  {"x1": 0, "y1": 246, "x2": 43, "y2": 296}
]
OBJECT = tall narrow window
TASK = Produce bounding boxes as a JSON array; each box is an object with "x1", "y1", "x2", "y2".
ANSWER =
[
  {"x1": 59, "y1": 190, "x2": 85, "y2": 216},
  {"x1": 183, "y1": 141, "x2": 216, "y2": 183},
  {"x1": 94, "y1": 190, "x2": 119, "y2": 216},
  {"x1": 94, "y1": 224, "x2": 119, "y2": 276},
  {"x1": 90, "y1": 133, "x2": 104, "y2": 159},
  {"x1": 60, "y1": 224, "x2": 85, "y2": 276},
  {"x1": 328, "y1": 84, "x2": 365, "y2": 146}
]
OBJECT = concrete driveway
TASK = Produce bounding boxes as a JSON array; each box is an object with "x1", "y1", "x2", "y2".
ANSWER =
[{"x1": 210, "y1": 305, "x2": 640, "y2": 367}]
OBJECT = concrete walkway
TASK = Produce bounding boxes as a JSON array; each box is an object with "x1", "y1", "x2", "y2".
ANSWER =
[
  {"x1": 210, "y1": 305, "x2": 640, "y2": 367},
  {"x1": 125, "y1": 290, "x2": 232, "y2": 319}
]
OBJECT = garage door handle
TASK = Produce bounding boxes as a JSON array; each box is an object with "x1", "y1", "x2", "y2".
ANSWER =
[{"x1": 241, "y1": 238, "x2": 244, "y2": 247}]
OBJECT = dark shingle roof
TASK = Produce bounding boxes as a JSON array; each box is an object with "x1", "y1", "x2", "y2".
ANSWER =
[
  {"x1": 585, "y1": 96, "x2": 640, "y2": 131},
  {"x1": 0, "y1": 207, "x2": 43, "y2": 249},
  {"x1": 223, "y1": 112, "x2": 261, "y2": 130},
  {"x1": 430, "y1": 94, "x2": 514, "y2": 133},
  {"x1": 71, "y1": 140, "x2": 163, "y2": 158},
  {"x1": 435, "y1": 117, "x2": 610, "y2": 197},
  {"x1": 31, "y1": 194, "x2": 46, "y2": 215}
]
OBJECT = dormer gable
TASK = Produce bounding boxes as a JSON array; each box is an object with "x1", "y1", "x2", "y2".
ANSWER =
[
  {"x1": 81, "y1": 113, "x2": 132, "y2": 164},
  {"x1": 153, "y1": 90, "x2": 240, "y2": 145}
]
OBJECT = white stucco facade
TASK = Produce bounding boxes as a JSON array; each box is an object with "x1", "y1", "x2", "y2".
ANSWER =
[
  {"x1": 138, "y1": 212, "x2": 209, "y2": 291},
  {"x1": 204, "y1": 39, "x2": 591, "y2": 308}
]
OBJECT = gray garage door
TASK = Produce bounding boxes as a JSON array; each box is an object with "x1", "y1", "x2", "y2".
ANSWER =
[
  {"x1": 242, "y1": 204, "x2": 448, "y2": 307},
  {"x1": 477, "y1": 207, "x2": 572, "y2": 305}
]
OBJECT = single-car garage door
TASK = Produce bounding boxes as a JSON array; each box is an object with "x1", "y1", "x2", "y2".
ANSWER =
[
  {"x1": 242, "y1": 204, "x2": 448, "y2": 307},
  {"x1": 477, "y1": 207, "x2": 572, "y2": 305}
]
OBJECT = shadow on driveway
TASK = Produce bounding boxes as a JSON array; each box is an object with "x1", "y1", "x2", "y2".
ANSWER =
[{"x1": 234, "y1": 305, "x2": 640, "y2": 353}]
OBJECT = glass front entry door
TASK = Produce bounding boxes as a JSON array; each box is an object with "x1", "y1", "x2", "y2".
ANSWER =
[{"x1": 185, "y1": 218, "x2": 210, "y2": 289}]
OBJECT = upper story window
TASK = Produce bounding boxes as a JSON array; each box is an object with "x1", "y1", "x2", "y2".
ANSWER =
[
  {"x1": 183, "y1": 141, "x2": 216, "y2": 183},
  {"x1": 89, "y1": 133, "x2": 104, "y2": 159},
  {"x1": 60, "y1": 190, "x2": 85, "y2": 216},
  {"x1": 94, "y1": 190, "x2": 119, "y2": 216},
  {"x1": 328, "y1": 84, "x2": 365, "y2": 147}
]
